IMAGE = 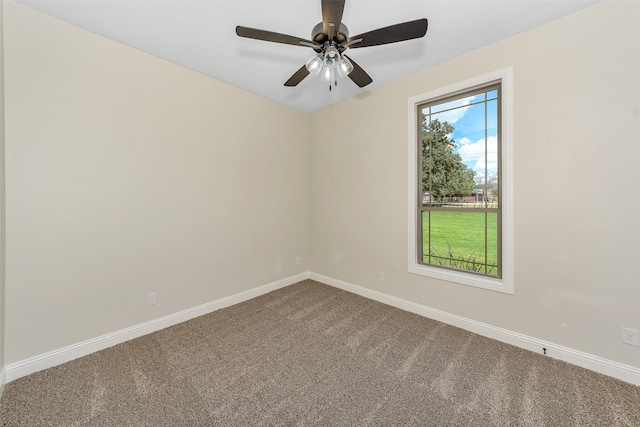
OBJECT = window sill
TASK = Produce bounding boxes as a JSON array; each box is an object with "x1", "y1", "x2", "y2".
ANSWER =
[{"x1": 409, "y1": 262, "x2": 513, "y2": 294}]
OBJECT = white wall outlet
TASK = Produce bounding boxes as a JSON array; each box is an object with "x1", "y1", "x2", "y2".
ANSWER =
[
  {"x1": 295, "y1": 257, "x2": 301, "y2": 265},
  {"x1": 622, "y1": 327, "x2": 639, "y2": 346},
  {"x1": 378, "y1": 271, "x2": 385, "y2": 281},
  {"x1": 147, "y1": 292, "x2": 157, "y2": 306}
]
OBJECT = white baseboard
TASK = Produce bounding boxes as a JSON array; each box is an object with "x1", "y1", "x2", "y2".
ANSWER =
[
  {"x1": 311, "y1": 273, "x2": 640, "y2": 386},
  {"x1": 5, "y1": 272, "x2": 311, "y2": 383},
  {"x1": 6, "y1": 271, "x2": 639, "y2": 387}
]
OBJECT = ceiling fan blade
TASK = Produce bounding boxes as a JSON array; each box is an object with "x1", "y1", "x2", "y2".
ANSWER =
[
  {"x1": 322, "y1": 0, "x2": 345, "y2": 40},
  {"x1": 236, "y1": 26, "x2": 318, "y2": 48},
  {"x1": 346, "y1": 18, "x2": 428, "y2": 49},
  {"x1": 284, "y1": 65, "x2": 310, "y2": 87},
  {"x1": 344, "y1": 55, "x2": 372, "y2": 88}
]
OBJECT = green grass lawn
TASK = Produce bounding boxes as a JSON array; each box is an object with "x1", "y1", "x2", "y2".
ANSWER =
[{"x1": 422, "y1": 210, "x2": 498, "y2": 276}]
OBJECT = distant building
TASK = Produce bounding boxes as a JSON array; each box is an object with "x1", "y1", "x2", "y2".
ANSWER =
[{"x1": 423, "y1": 189, "x2": 494, "y2": 205}]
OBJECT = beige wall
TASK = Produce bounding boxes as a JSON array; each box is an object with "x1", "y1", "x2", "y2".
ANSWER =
[
  {"x1": 0, "y1": 0, "x2": 6, "y2": 391},
  {"x1": 3, "y1": 2, "x2": 309, "y2": 364},
  {"x1": 310, "y1": 0, "x2": 640, "y2": 368}
]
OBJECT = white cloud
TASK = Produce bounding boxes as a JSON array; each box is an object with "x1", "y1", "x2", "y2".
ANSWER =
[
  {"x1": 433, "y1": 107, "x2": 469, "y2": 124},
  {"x1": 430, "y1": 96, "x2": 475, "y2": 125},
  {"x1": 457, "y1": 136, "x2": 498, "y2": 177}
]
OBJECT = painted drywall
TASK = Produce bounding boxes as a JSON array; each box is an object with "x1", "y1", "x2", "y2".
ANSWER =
[
  {"x1": 0, "y1": 0, "x2": 6, "y2": 394},
  {"x1": 3, "y1": 1, "x2": 310, "y2": 364},
  {"x1": 310, "y1": 0, "x2": 640, "y2": 368}
]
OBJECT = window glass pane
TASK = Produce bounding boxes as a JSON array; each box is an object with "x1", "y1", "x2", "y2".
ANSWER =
[
  {"x1": 487, "y1": 99, "x2": 498, "y2": 137},
  {"x1": 486, "y1": 99, "x2": 499, "y2": 204},
  {"x1": 446, "y1": 102, "x2": 487, "y2": 142},
  {"x1": 430, "y1": 94, "x2": 478, "y2": 115},
  {"x1": 422, "y1": 211, "x2": 498, "y2": 276},
  {"x1": 419, "y1": 84, "x2": 501, "y2": 279}
]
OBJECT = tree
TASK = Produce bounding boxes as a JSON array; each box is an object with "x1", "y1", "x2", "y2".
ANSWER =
[{"x1": 422, "y1": 119, "x2": 476, "y2": 199}]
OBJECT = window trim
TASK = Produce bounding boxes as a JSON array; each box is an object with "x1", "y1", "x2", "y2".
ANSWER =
[{"x1": 407, "y1": 67, "x2": 514, "y2": 294}]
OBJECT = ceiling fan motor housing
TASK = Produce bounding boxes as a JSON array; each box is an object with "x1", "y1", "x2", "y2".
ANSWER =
[{"x1": 311, "y1": 22, "x2": 349, "y2": 46}]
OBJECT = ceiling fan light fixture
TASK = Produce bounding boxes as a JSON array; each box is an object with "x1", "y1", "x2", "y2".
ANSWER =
[
  {"x1": 336, "y1": 54, "x2": 354, "y2": 78},
  {"x1": 320, "y1": 63, "x2": 334, "y2": 83},
  {"x1": 324, "y1": 45, "x2": 339, "y2": 63},
  {"x1": 305, "y1": 53, "x2": 324, "y2": 75}
]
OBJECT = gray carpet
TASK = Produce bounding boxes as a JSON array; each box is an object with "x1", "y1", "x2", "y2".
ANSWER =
[{"x1": 1, "y1": 280, "x2": 639, "y2": 426}]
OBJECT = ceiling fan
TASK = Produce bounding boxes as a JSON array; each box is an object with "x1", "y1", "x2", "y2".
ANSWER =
[{"x1": 236, "y1": 0, "x2": 428, "y2": 91}]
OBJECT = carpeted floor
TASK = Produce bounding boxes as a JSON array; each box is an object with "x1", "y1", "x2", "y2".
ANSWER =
[{"x1": 1, "y1": 280, "x2": 639, "y2": 426}]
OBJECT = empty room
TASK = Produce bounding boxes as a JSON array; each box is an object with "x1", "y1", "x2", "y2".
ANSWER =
[{"x1": 0, "y1": 0, "x2": 639, "y2": 425}]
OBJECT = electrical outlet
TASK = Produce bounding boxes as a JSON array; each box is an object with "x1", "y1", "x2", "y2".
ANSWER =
[
  {"x1": 622, "y1": 327, "x2": 639, "y2": 346},
  {"x1": 296, "y1": 257, "x2": 301, "y2": 265},
  {"x1": 148, "y1": 292, "x2": 157, "y2": 306},
  {"x1": 378, "y1": 271, "x2": 385, "y2": 281}
]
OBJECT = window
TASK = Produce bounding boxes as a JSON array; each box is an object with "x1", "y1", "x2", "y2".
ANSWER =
[
  {"x1": 420, "y1": 84, "x2": 500, "y2": 276},
  {"x1": 407, "y1": 69, "x2": 513, "y2": 293}
]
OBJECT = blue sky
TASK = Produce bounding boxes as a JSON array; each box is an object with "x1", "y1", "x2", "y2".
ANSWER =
[{"x1": 425, "y1": 90, "x2": 498, "y2": 184}]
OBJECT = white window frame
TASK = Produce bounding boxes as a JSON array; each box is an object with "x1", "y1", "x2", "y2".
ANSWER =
[{"x1": 407, "y1": 67, "x2": 514, "y2": 294}]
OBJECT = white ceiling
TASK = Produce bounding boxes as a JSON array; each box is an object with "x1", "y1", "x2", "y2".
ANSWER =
[{"x1": 18, "y1": 0, "x2": 601, "y2": 113}]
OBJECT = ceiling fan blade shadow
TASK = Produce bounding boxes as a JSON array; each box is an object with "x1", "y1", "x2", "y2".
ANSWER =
[
  {"x1": 344, "y1": 55, "x2": 372, "y2": 88},
  {"x1": 346, "y1": 18, "x2": 428, "y2": 49},
  {"x1": 322, "y1": 0, "x2": 345, "y2": 40},
  {"x1": 236, "y1": 26, "x2": 317, "y2": 48},
  {"x1": 284, "y1": 65, "x2": 310, "y2": 87}
]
